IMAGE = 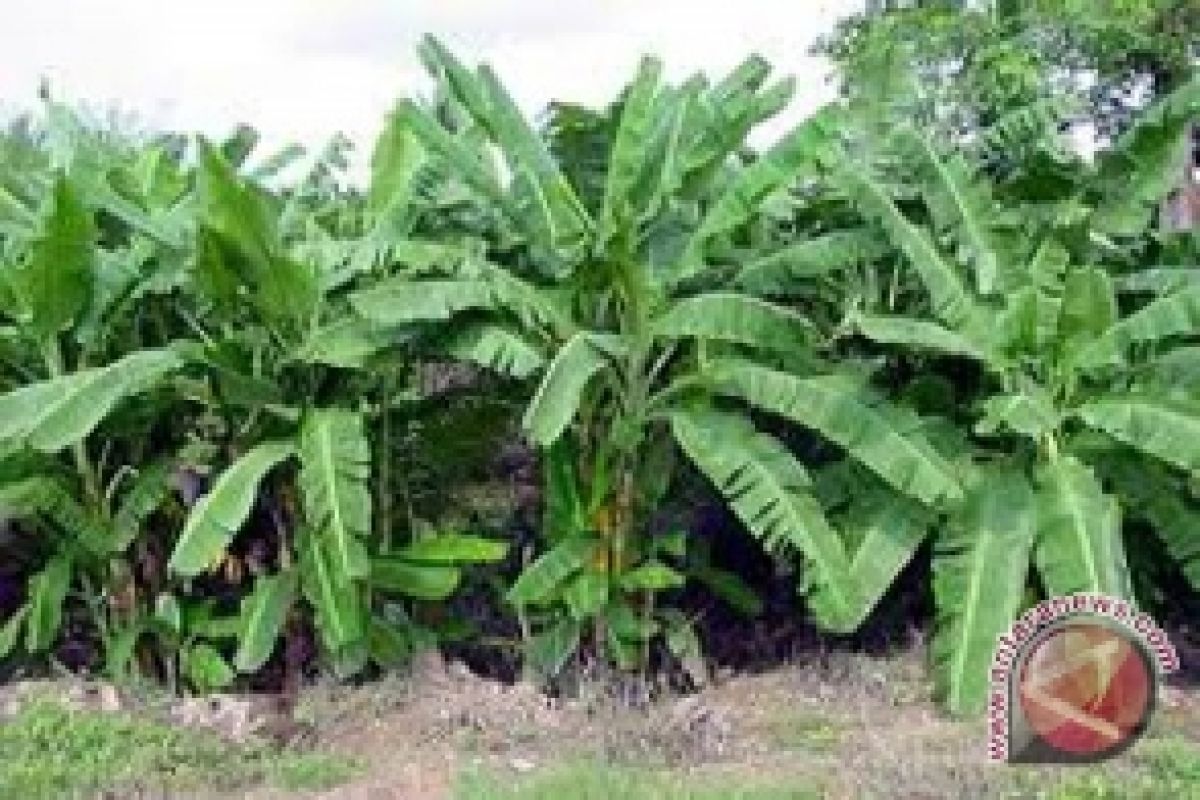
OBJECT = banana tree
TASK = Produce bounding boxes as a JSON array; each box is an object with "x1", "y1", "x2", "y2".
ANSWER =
[
  {"x1": 0, "y1": 115, "x2": 303, "y2": 683},
  {"x1": 349, "y1": 38, "x2": 962, "y2": 676},
  {"x1": 827, "y1": 75, "x2": 1200, "y2": 714},
  {"x1": 161, "y1": 135, "x2": 507, "y2": 683},
  {"x1": 0, "y1": 121, "x2": 193, "y2": 674}
]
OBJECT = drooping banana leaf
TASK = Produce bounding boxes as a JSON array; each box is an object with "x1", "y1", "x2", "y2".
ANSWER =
[
  {"x1": 1115, "y1": 268, "x2": 1200, "y2": 296},
  {"x1": 1074, "y1": 284, "x2": 1200, "y2": 369},
  {"x1": 299, "y1": 409, "x2": 371, "y2": 580},
  {"x1": 705, "y1": 358, "x2": 962, "y2": 506},
  {"x1": 419, "y1": 36, "x2": 591, "y2": 256},
  {"x1": 440, "y1": 323, "x2": 546, "y2": 379},
  {"x1": 671, "y1": 408, "x2": 859, "y2": 631},
  {"x1": 112, "y1": 462, "x2": 173, "y2": 552},
  {"x1": 350, "y1": 279, "x2": 493, "y2": 324},
  {"x1": 1096, "y1": 452, "x2": 1200, "y2": 594},
  {"x1": 25, "y1": 555, "x2": 71, "y2": 654},
  {"x1": 0, "y1": 607, "x2": 29, "y2": 659},
  {"x1": 652, "y1": 293, "x2": 816, "y2": 350},
  {"x1": 676, "y1": 57, "x2": 796, "y2": 194},
  {"x1": 300, "y1": 532, "x2": 365, "y2": 654},
  {"x1": 351, "y1": 269, "x2": 570, "y2": 336},
  {"x1": 1118, "y1": 470, "x2": 1200, "y2": 592},
  {"x1": 525, "y1": 617, "x2": 582, "y2": 677},
  {"x1": 733, "y1": 229, "x2": 888, "y2": 296},
  {"x1": 195, "y1": 139, "x2": 276, "y2": 267},
  {"x1": 294, "y1": 317, "x2": 410, "y2": 369},
  {"x1": 0, "y1": 476, "x2": 113, "y2": 555},
  {"x1": 635, "y1": 82, "x2": 697, "y2": 224},
  {"x1": 1092, "y1": 76, "x2": 1200, "y2": 235},
  {"x1": 168, "y1": 441, "x2": 295, "y2": 576},
  {"x1": 1034, "y1": 455, "x2": 1132, "y2": 599},
  {"x1": 932, "y1": 466, "x2": 1035, "y2": 716},
  {"x1": 843, "y1": 493, "x2": 931, "y2": 631},
  {"x1": 1076, "y1": 395, "x2": 1200, "y2": 475},
  {"x1": 370, "y1": 557, "x2": 461, "y2": 600},
  {"x1": 506, "y1": 535, "x2": 597, "y2": 607},
  {"x1": 369, "y1": 533, "x2": 509, "y2": 601},
  {"x1": 233, "y1": 571, "x2": 296, "y2": 673},
  {"x1": 522, "y1": 333, "x2": 615, "y2": 447},
  {"x1": 477, "y1": 63, "x2": 593, "y2": 253},
  {"x1": 0, "y1": 348, "x2": 182, "y2": 455},
  {"x1": 852, "y1": 313, "x2": 990, "y2": 363},
  {"x1": 394, "y1": 533, "x2": 509, "y2": 565}
]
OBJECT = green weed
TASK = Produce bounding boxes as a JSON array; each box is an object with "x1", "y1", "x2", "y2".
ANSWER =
[
  {"x1": 0, "y1": 700, "x2": 359, "y2": 798},
  {"x1": 456, "y1": 760, "x2": 821, "y2": 800}
]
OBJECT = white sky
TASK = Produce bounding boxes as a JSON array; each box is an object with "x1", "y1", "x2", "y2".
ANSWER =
[{"x1": 0, "y1": 0, "x2": 861, "y2": 173}]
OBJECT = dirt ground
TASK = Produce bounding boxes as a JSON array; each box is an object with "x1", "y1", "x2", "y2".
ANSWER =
[{"x1": 233, "y1": 647, "x2": 1200, "y2": 800}]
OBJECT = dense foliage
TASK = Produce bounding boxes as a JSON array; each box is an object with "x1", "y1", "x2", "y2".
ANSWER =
[{"x1": 0, "y1": 6, "x2": 1196, "y2": 717}]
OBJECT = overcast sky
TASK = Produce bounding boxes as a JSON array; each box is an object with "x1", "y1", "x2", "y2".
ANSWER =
[{"x1": 1, "y1": 1, "x2": 862, "y2": 170}]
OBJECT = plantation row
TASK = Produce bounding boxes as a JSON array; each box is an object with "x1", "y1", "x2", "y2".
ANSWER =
[{"x1": 0, "y1": 33, "x2": 1198, "y2": 717}]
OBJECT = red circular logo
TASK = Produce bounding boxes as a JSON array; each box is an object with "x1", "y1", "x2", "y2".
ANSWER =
[{"x1": 1018, "y1": 622, "x2": 1153, "y2": 757}]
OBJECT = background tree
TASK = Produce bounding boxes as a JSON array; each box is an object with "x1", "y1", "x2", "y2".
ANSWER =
[{"x1": 821, "y1": 0, "x2": 1198, "y2": 146}]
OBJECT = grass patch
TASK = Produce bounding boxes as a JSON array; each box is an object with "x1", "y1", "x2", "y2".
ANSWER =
[
  {"x1": 765, "y1": 713, "x2": 842, "y2": 753},
  {"x1": 1044, "y1": 772, "x2": 1167, "y2": 800},
  {"x1": 456, "y1": 760, "x2": 821, "y2": 800},
  {"x1": 264, "y1": 749, "x2": 361, "y2": 792},
  {"x1": 1137, "y1": 735, "x2": 1200, "y2": 783},
  {"x1": 0, "y1": 699, "x2": 359, "y2": 798},
  {"x1": 1030, "y1": 736, "x2": 1200, "y2": 800}
]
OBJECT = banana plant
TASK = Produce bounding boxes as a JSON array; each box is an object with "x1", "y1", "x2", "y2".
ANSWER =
[
  {"x1": 0, "y1": 128, "x2": 192, "y2": 672},
  {"x1": 828, "y1": 75, "x2": 1200, "y2": 715},
  {"x1": 0, "y1": 116, "x2": 331, "y2": 683},
  {"x1": 349, "y1": 38, "x2": 962, "y2": 676},
  {"x1": 163, "y1": 135, "x2": 508, "y2": 682},
  {"x1": 164, "y1": 408, "x2": 507, "y2": 678}
]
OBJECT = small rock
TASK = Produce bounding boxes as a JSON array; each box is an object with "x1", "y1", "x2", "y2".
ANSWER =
[
  {"x1": 98, "y1": 683, "x2": 122, "y2": 713},
  {"x1": 509, "y1": 757, "x2": 536, "y2": 773},
  {"x1": 1161, "y1": 686, "x2": 1188, "y2": 710},
  {"x1": 681, "y1": 655, "x2": 710, "y2": 689},
  {"x1": 0, "y1": 681, "x2": 39, "y2": 718},
  {"x1": 170, "y1": 693, "x2": 289, "y2": 743},
  {"x1": 447, "y1": 660, "x2": 474, "y2": 683},
  {"x1": 65, "y1": 681, "x2": 123, "y2": 713}
]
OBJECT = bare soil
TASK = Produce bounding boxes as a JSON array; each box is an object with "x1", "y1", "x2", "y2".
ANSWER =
[{"x1": 237, "y1": 647, "x2": 1200, "y2": 800}]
